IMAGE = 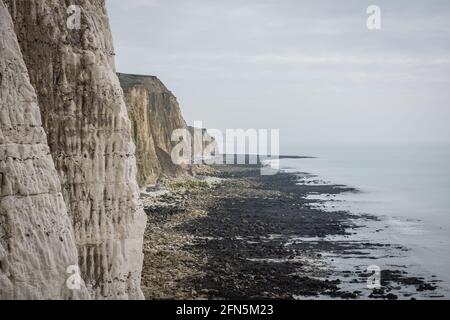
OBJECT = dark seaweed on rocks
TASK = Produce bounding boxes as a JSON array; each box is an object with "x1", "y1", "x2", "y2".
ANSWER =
[
  {"x1": 178, "y1": 165, "x2": 359, "y2": 298},
  {"x1": 141, "y1": 164, "x2": 440, "y2": 300}
]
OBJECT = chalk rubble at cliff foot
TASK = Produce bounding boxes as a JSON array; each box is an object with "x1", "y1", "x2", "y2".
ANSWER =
[
  {"x1": 4, "y1": 0, "x2": 146, "y2": 299},
  {"x1": 0, "y1": 0, "x2": 89, "y2": 300},
  {"x1": 118, "y1": 73, "x2": 218, "y2": 187}
]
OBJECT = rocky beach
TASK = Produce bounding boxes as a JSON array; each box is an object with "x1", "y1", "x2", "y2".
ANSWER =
[{"x1": 140, "y1": 164, "x2": 441, "y2": 300}]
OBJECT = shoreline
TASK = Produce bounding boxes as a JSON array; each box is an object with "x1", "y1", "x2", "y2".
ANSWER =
[{"x1": 140, "y1": 164, "x2": 440, "y2": 299}]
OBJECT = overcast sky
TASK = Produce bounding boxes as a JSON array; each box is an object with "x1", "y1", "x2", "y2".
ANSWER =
[{"x1": 107, "y1": 0, "x2": 450, "y2": 151}]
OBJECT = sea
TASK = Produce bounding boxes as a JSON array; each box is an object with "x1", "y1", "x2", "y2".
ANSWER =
[{"x1": 276, "y1": 143, "x2": 450, "y2": 298}]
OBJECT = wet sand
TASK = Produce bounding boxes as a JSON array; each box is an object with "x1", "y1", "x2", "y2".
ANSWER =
[{"x1": 140, "y1": 164, "x2": 439, "y2": 299}]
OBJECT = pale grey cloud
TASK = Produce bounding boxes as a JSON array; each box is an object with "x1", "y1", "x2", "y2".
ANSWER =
[{"x1": 107, "y1": 0, "x2": 450, "y2": 148}]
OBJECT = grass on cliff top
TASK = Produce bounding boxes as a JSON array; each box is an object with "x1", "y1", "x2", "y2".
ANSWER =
[{"x1": 117, "y1": 72, "x2": 158, "y2": 90}]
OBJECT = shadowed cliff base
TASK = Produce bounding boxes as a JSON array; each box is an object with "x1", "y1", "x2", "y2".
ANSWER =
[{"x1": 140, "y1": 164, "x2": 440, "y2": 300}]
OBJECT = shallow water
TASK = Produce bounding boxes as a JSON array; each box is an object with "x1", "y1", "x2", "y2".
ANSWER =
[{"x1": 277, "y1": 144, "x2": 450, "y2": 298}]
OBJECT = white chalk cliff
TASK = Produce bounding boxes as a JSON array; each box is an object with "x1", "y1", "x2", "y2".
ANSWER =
[
  {"x1": 4, "y1": 0, "x2": 146, "y2": 299},
  {"x1": 0, "y1": 0, "x2": 89, "y2": 300}
]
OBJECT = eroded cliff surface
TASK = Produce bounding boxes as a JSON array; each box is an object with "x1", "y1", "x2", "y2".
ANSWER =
[
  {"x1": 0, "y1": 1, "x2": 89, "y2": 300},
  {"x1": 5, "y1": 0, "x2": 146, "y2": 299},
  {"x1": 118, "y1": 73, "x2": 189, "y2": 186}
]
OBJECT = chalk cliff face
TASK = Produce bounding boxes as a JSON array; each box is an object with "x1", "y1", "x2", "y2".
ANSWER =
[
  {"x1": 5, "y1": 0, "x2": 146, "y2": 299},
  {"x1": 119, "y1": 73, "x2": 218, "y2": 186},
  {"x1": 118, "y1": 73, "x2": 189, "y2": 186},
  {"x1": 0, "y1": 1, "x2": 89, "y2": 300}
]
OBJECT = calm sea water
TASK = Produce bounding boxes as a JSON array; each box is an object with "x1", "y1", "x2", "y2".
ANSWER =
[{"x1": 279, "y1": 144, "x2": 450, "y2": 297}]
